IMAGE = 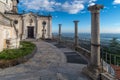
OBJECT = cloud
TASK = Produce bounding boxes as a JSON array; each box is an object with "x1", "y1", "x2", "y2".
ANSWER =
[
  {"x1": 18, "y1": 0, "x2": 97, "y2": 14},
  {"x1": 61, "y1": 1, "x2": 84, "y2": 14},
  {"x1": 88, "y1": 3, "x2": 95, "y2": 6},
  {"x1": 113, "y1": 0, "x2": 120, "y2": 4},
  {"x1": 88, "y1": 0, "x2": 97, "y2": 6},
  {"x1": 19, "y1": 0, "x2": 56, "y2": 11},
  {"x1": 89, "y1": 0, "x2": 97, "y2": 3}
]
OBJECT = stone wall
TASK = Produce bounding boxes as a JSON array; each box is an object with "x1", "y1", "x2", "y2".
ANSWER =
[
  {"x1": 0, "y1": 0, "x2": 12, "y2": 13},
  {"x1": 55, "y1": 38, "x2": 91, "y2": 61},
  {"x1": 100, "y1": 73, "x2": 115, "y2": 80},
  {"x1": 0, "y1": 12, "x2": 20, "y2": 52},
  {"x1": 76, "y1": 46, "x2": 91, "y2": 61},
  {"x1": 0, "y1": 26, "x2": 4, "y2": 51}
]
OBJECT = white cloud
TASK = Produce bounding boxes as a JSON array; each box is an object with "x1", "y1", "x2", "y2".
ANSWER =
[
  {"x1": 88, "y1": 0, "x2": 97, "y2": 6},
  {"x1": 62, "y1": 1, "x2": 84, "y2": 14},
  {"x1": 20, "y1": 0, "x2": 56, "y2": 11},
  {"x1": 89, "y1": 0, "x2": 97, "y2": 3},
  {"x1": 113, "y1": 0, "x2": 120, "y2": 4},
  {"x1": 88, "y1": 3, "x2": 95, "y2": 6},
  {"x1": 19, "y1": 0, "x2": 97, "y2": 14}
]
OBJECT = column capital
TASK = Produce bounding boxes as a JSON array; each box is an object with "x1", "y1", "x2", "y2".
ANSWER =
[
  {"x1": 58, "y1": 24, "x2": 62, "y2": 26},
  {"x1": 88, "y1": 4, "x2": 104, "y2": 13},
  {"x1": 73, "y1": 20, "x2": 79, "y2": 23}
]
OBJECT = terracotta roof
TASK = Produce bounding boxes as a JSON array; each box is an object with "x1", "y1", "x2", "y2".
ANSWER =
[{"x1": 111, "y1": 65, "x2": 120, "y2": 79}]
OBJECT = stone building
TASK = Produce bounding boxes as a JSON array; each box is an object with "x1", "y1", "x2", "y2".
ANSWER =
[
  {"x1": 0, "y1": 0, "x2": 52, "y2": 52},
  {"x1": 5, "y1": 0, "x2": 52, "y2": 40},
  {"x1": 0, "y1": 0, "x2": 20, "y2": 51},
  {"x1": 0, "y1": 12, "x2": 19, "y2": 51},
  {"x1": 0, "y1": 0, "x2": 13, "y2": 13}
]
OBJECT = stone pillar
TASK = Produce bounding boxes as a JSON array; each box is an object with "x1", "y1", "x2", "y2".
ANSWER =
[
  {"x1": 73, "y1": 20, "x2": 79, "y2": 48},
  {"x1": 42, "y1": 21, "x2": 46, "y2": 40},
  {"x1": 58, "y1": 24, "x2": 62, "y2": 43},
  {"x1": 42, "y1": 26, "x2": 45, "y2": 39},
  {"x1": 35, "y1": 17, "x2": 38, "y2": 39},
  {"x1": 89, "y1": 4, "x2": 103, "y2": 69},
  {"x1": 83, "y1": 4, "x2": 104, "y2": 80},
  {"x1": 21, "y1": 16, "x2": 25, "y2": 40},
  {"x1": 47, "y1": 16, "x2": 52, "y2": 39}
]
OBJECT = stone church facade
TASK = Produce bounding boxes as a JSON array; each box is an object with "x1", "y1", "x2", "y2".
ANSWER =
[
  {"x1": 5, "y1": 0, "x2": 52, "y2": 40},
  {"x1": 5, "y1": 13, "x2": 52, "y2": 40},
  {"x1": 21, "y1": 13, "x2": 52, "y2": 39}
]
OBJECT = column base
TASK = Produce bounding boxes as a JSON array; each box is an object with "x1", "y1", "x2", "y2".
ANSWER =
[{"x1": 82, "y1": 65, "x2": 102, "y2": 80}]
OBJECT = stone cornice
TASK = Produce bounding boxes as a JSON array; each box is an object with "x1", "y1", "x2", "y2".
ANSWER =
[
  {"x1": 88, "y1": 4, "x2": 104, "y2": 13},
  {"x1": 73, "y1": 20, "x2": 79, "y2": 23}
]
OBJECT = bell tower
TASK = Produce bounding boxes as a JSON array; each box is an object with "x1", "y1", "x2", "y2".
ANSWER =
[{"x1": 11, "y1": 0, "x2": 19, "y2": 13}]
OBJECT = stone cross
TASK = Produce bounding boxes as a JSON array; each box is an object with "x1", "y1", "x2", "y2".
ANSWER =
[
  {"x1": 58, "y1": 24, "x2": 62, "y2": 43},
  {"x1": 73, "y1": 20, "x2": 79, "y2": 48}
]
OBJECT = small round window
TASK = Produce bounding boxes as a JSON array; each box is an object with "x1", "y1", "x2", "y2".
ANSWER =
[{"x1": 42, "y1": 21, "x2": 46, "y2": 26}]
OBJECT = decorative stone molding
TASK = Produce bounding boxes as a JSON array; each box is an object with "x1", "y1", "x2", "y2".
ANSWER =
[{"x1": 88, "y1": 4, "x2": 104, "y2": 13}]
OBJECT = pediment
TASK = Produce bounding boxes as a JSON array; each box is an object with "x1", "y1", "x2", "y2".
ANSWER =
[{"x1": 22, "y1": 12, "x2": 37, "y2": 18}]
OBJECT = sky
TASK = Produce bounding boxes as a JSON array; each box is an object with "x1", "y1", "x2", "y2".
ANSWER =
[{"x1": 18, "y1": 0, "x2": 120, "y2": 33}]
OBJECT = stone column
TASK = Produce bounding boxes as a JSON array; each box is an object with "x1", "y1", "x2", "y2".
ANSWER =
[
  {"x1": 89, "y1": 4, "x2": 103, "y2": 69},
  {"x1": 21, "y1": 16, "x2": 25, "y2": 40},
  {"x1": 35, "y1": 17, "x2": 38, "y2": 39},
  {"x1": 58, "y1": 24, "x2": 62, "y2": 43},
  {"x1": 42, "y1": 26, "x2": 45, "y2": 39},
  {"x1": 83, "y1": 4, "x2": 104, "y2": 80},
  {"x1": 47, "y1": 17, "x2": 50, "y2": 38},
  {"x1": 73, "y1": 20, "x2": 79, "y2": 48}
]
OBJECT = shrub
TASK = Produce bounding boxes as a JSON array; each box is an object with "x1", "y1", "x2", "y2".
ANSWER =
[{"x1": 0, "y1": 41, "x2": 35, "y2": 60}]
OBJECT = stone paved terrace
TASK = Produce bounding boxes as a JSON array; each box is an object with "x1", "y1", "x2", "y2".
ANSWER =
[{"x1": 0, "y1": 40, "x2": 91, "y2": 80}]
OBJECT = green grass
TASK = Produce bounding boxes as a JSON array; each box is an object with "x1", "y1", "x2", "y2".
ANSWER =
[{"x1": 0, "y1": 41, "x2": 36, "y2": 60}]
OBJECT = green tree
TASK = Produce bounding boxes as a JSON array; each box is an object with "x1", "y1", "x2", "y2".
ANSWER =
[
  {"x1": 109, "y1": 38, "x2": 120, "y2": 55},
  {"x1": 110, "y1": 38, "x2": 119, "y2": 47}
]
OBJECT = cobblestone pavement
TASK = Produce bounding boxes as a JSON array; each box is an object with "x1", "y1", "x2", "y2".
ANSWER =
[{"x1": 0, "y1": 40, "x2": 90, "y2": 80}]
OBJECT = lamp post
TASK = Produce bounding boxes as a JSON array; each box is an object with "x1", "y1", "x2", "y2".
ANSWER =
[{"x1": 42, "y1": 21, "x2": 46, "y2": 39}]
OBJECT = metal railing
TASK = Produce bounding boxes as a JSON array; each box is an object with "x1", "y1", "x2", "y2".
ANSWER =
[{"x1": 100, "y1": 45, "x2": 120, "y2": 79}]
